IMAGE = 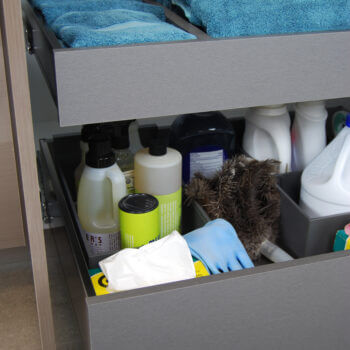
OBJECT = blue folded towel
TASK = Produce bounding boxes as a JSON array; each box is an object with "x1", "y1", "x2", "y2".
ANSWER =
[
  {"x1": 155, "y1": 0, "x2": 172, "y2": 6},
  {"x1": 158, "y1": 0, "x2": 350, "y2": 37},
  {"x1": 58, "y1": 20, "x2": 196, "y2": 47},
  {"x1": 37, "y1": 0, "x2": 165, "y2": 24}
]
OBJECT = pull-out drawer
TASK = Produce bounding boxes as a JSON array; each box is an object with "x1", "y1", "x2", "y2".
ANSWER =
[
  {"x1": 40, "y1": 135, "x2": 350, "y2": 350},
  {"x1": 23, "y1": 0, "x2": 350, "y2": 127}
]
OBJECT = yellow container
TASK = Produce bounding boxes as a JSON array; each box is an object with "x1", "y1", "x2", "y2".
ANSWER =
[{"x1": 119, "y1": 193, "x2": 160, "y2": 248}]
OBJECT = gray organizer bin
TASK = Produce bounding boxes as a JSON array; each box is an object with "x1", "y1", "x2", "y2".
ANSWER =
[
  {"x1": 40, "y1": 135, "x2": 350, "y2": 350},
  {"x1": 22, "y1": 0, "x2": 350, "y2": 127},
  {"x1": 278, "y1": 171, "x2": 350, "y2": 258}
]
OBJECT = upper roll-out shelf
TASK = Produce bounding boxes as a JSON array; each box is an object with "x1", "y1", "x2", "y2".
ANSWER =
[{"x1": 23, "y1": 0, "x2": 350, "y2": 127}]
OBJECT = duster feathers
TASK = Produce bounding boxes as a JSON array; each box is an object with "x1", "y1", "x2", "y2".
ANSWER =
[{"x1": 185, "y1": 155, "x2": 281, "y2": 260}]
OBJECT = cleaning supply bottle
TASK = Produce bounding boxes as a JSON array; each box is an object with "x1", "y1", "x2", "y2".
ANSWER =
[
  {"x1": 169, "y1": 112, "x2": 235, "y2": 183},
  {"x1": 112, "y1": 121, "x2": 135, "y2": 194},
  {"x1": 74, "y1": 123, "x2": 101, "y2": 190},
  {"x1": 128, "y1": 120, "x2": 143, "y2": 154},
  {"x1": 77, "y1": 134, "x2": 127, "y2": 256},
  {"x1": 291, "y1": 100, "x2": 327, "y2": 171},
  {"x1": 243, "y1": 104, "x2": 291, "y2": 173},
  {"x1": 134, "y1": 138, "x2": 182, "y2": 238},
  {"x1": 300, "y1": 114, "x2": 350, "y2": 217}
]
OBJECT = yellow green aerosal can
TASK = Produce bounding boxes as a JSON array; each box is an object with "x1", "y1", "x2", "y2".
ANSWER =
[{"x1": 119, "y1": 193, "x2": 160, "y2": 248}]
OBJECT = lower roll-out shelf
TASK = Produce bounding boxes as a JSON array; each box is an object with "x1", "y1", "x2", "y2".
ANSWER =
[{"x1": 40, "y1": 135, "x2": 350, "y2": 350}]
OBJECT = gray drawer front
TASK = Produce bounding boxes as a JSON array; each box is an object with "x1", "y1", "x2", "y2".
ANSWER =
[
  {"x1": 88, "y1": 252, "x2": 350, "y2": 350},
  {"x1": 55, "y1": 31, "x2": 350, "y2": 127},
  {"x1": 23, "y1": 0, "x2": 350, "y2": 127},
  {"x1": 41, "y1": 136, "x2": 350, "y2": 350}
]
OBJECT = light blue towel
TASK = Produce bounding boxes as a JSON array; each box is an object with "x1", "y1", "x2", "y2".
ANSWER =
[
  {"x1": 158, "y1": 0, "x2": 350, "y2": 37},
  {"x1": 37, "y1": 0, "x2": 165, "y2": 24},
  {"x1": 58, "y1": 20, "x2": 196, "y2": 47}
]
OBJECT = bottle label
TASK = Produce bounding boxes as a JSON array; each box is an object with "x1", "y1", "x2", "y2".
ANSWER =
[
  {"x1": 123, "y1": 169, "x2": 135, "y2": 194},
  {"x1": 189, "y1": 148, "x2": 224, "y2": 180},
  {"x1": 154, "y1": 188, "x2": 182, "y2": 238},
  {"x1": 84, "y1": 231, "x2": 120, "y2": 256}
]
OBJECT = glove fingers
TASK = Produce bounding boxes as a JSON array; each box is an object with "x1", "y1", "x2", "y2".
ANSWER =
[
  {"x1": 218, "y1": 264, "x2": 229, "y2": 273},
  {"x1": 206, "y1": 262, "x2": 220, "y2": 275},
  {"x1": 237, "y1": 251, "x2": 254, "y2": 269},
  {"x1": 228, "y1": 259, "x2": 242, "y2": 272}
]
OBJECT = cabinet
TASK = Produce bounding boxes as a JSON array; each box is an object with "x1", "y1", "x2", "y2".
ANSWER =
[{"x1": 1, "y1": 0, "x2": 350, "y2": 349}]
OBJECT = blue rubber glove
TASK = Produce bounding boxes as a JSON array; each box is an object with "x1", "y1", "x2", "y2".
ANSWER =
[{"x1": 184, "y1": 219, "x2": 254, "y2": 274}]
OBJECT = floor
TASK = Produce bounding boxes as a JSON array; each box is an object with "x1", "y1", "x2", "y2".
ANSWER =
[{"x1": 0, "y1": 227, "x2": 82, "y2": 350}]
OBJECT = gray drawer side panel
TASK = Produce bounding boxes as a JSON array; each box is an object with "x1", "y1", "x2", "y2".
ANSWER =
[
  {"x1": 87, "y1": 254, "x2": 350, "y2": 350},
  {"x1": 55, "y1": 31, "x2": 350, "y2": 126}
]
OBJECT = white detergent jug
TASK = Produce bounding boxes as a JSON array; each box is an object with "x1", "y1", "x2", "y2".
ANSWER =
[
  {"x1": 243, "y1": 104, "x2": 291, "y2": 173},
  {"x1": 78, "y1": 135, "x2": 126, "y2": 256},
  {"x1": 300, "y1": 114, "x2": 350, "y2": 217},
  {"x1": 291, "y1": 101, "x2": 327, "y2": 171}
]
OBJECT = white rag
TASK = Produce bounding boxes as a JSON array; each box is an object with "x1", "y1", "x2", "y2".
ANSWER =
[{"x1": 99, "y1": 231, "x2": 196, "y2": 292}]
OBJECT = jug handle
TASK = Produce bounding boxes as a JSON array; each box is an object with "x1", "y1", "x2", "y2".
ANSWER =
[
  {"x1": 107, "y1": 168, "x2": 127, "y2": 221},
  {"x1": 328, "y1": 135, "x2": 350, "y2": 191}
]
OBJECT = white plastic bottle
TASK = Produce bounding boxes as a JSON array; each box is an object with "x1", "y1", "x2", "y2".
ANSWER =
[
  {"x1": 77, "y1": 135, "x2": 127, "y2": 256},
  {"x1": 300, "y1": 114, "x2": 350, "y2": 217},
  {"x1": 291, "y1": 101, "x2": 327, "y2": 171},
  {"x1": 243, "y1": 105, "x2": 291, "y2": 173},
  {"x1": 134, "y1": 139, "x2": 182, "y2": 238}
]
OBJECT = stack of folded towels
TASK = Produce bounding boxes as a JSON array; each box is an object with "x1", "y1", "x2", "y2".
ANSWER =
[
  {"x1": 157, "y1": 0, "x2": 350, "y2": 38},
  {"x1": 31, "y1": 0, "x2": 196, "y2": 47}
]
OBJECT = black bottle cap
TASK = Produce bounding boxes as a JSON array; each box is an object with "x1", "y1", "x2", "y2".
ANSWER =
[
  {"x1": 119, "y1": 193, "x2": 159, "y2": 214},
  {"x1": 149, "y1": 138, "x2": 167, "y2": 156},
  {"x1": 86, "y1": 134, "x2": 115, "y2": 168}
]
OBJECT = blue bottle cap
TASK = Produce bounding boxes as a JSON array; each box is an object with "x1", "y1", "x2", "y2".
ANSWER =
[{"x1": 346, "y1": 113, "x2": 350, "y2": 128}]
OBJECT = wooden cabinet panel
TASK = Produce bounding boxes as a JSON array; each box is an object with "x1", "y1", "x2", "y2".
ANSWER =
[{"x1": 0, "y1": 29, "x2": 25, "y2": 249}]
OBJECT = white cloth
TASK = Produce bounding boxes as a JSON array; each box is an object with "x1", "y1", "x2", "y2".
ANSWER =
[{"x1": 99, "y1": 231, "x2": 196, "y2": 292}]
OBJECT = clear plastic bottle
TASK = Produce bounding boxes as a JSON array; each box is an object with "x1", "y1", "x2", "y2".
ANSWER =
[
  {"x1": 77, "y1": 135, "x2": 127, "y2": 256},
  {"x1": 112, "y1": 121, "x2": 135, "y2": 193}
]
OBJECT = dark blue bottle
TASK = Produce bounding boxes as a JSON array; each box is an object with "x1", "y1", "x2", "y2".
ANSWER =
[{"x1": 169, "y1": 112, "x2": 235, "y2": 183}]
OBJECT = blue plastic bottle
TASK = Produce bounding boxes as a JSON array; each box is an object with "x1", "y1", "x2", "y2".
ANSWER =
[{"x1": 169, "y1": 112, "x2": 235, "y2": 183}]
